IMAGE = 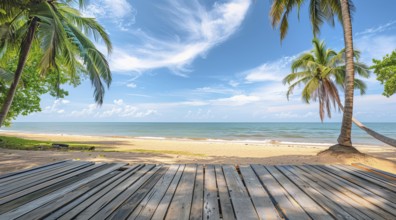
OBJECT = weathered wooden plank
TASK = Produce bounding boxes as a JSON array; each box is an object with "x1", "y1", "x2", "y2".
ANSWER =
[
  {"x1": 239, "y1": 165, "x2": 281, "y2": 220},
  {"x1": 16, "y1": 170, "x2": 121, "y2": 220},
  {"x1": 203, "y1": 165, "x2": 220, "y2": 220},
  {"x1": 131, "y1": 165, "x2": 180, "y2": 220},
  {"x1": 0, "y1": 160, "x2": 68, "y2": 181},
  {"x1": 0, "y1": 162, "x2": 394, "y2": 220},
  {"x1": 313, "y1": 165, "x2": 396, "y2": 219},
  {"x1": 350, "y1": 167, "x2": 396, "y2": 185},
  {"x1": 0, "y1": 161, "x2": 71, "y2": 187},
  {"x1": 266, "y1": 166, "x2": 332, "y2": 220},
  {"x1": 47, "y1": 164, "x2": 143, "y2": 220},
  {"x1": 338, "y1": 165, "x2": 396, "y2": 187},
  {"x1": 299, "y1": 165, "x2": 388, "y2": 219},
  {"x1": 108, "y1": 166, "x2": 169, "y2": 220},
  {"x1": 251, "y1": 164, "x2": 310, "y2": 220},
  {"x1": 277, "y1": 166, "x2": 356, "y2": 220},
  {"x1": 0, "y1": 163, "x2": 109, "y2": 215},
  {"x1": 0, "y1": 162, "x2": 99, "y2": 207},
  {"x1": 151, "y1": 165, "x2": 185, "y2": 220},
  {"x1": 288, "y1": 165, "x2": 370, "y2": 220},
  {"x1": 0, "y1": 160, "x2": 84, "y2": 187},
  {"x1": 189, "y1": 165, "x2": 204, "y2": 220},
  {"x1": 349, "y1": 164, "x2": 396, "y2": 181},
  {"x1": 215, "y1": 165, "x2": 235, "y2": 220},
  {"x1": 353, "y1": 163, "x2": 396, "y2": 179},
  {"x1": 165, "y1": 164, "x2": 197, "y2": 220},
  {"x1": 73, "y1": 164, "x2": 157, "y2": 220},
  {"x1": 333, "y1": 165, "x2": 396, "y2": 192},
  {"x1": 223, "y1": 165, "x2": 258, "y2": 219},
  {"x1": 0, "y1": 163, "x2": 125, "y2": 219},
  {"x1": 320, "y1": 165, "x2": 396, "y2": 202},
  {"x1": 0, "y1": 161, "x2": 91, "y2": 197},
  {"x1": 314, "y1": 165, "x2": 396, "y2": 214},
  {"x1": 89, "y1": 165, "x2": 161, "y2": 219}
]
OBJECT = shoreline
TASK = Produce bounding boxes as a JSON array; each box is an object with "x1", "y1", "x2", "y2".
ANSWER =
[
  {"x1": 0, "y1": 130, "x2": 385, "y2": 148},
  {"x1": 1, "y1": 131, "x2": 395, "y2": 174}
]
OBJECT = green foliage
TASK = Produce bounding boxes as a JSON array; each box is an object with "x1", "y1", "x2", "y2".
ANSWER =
[
  {"x1": 0, "y1": 136, "x2": 95, "y2": 151},
  {"x1": 283, "y1": 38, "x2": 369, "y2": 121},
  {"x1": 0, "y1": 46, "x2": 81, "y2": 126},
  {"x1": 269, "y1": 0, "x2": 354, "y2": 41},
  {"x1": 0, "y1": 0, "x2": 112, "y2": 105},
  {"x1": 371, "y1": 50, "x2": 396, "y2": 97}
]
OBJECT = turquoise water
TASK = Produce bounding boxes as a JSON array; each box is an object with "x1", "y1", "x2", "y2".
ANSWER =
[{"x1": 1, "y1": 122, "x2": 395, "y2": 145}]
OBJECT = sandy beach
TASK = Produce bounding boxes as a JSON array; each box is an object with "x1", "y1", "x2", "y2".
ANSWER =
[{"x1": 1, "y1": 131, "x2": 396, "y2": 175}]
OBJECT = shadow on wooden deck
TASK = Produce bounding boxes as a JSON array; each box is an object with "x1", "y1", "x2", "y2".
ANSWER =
[{"x1": 0, "y1": 161, "x2": 395, "y2": 219}]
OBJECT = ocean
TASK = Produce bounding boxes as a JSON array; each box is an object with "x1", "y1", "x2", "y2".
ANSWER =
[{"x1": 1, "y1": 122, "x2": 395, "y2": 146}]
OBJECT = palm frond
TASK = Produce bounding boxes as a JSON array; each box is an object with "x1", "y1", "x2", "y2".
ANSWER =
[
  {"x1": 0, "y1": 67, "x2": 14, "y2": 82},
  {"x1": 283, "y1": 71, "x2": 311, "y2": 85},
  {"x1": 291, "y1": 53, "x2": 314, "y2": 72},
  {"x1": 57, "y1": 5, "x2": 112, "y2": 53},
  {"x1": 285, "y1": 75, "x2": 312, "y2": 100},
  {"x1": 67, "y1": 24, "x2": 111, "y2": 105},
  {"x1": 354, "y1": 78, "x2": 367, "y2": 95},
  {"x1": 302, "y1": 77, "x2": 320, "y2": 103},
  {"x1": 354, "y1": 61, "x2": 370, "y2": 78},
  {"x1": 309, "y1": 0, "x2": 326, "y2": 37}
]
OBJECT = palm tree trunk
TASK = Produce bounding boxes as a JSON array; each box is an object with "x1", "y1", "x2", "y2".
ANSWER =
[
  {"x1": 0, "y1": 18, "x2": 38, "y2": 127},
  {"x1": 335, "y1": 98, "x2": 396, "y2": 147},
  {"x1": 337, "y1": 0, "x2": 355, "y2": 147},
  {"x1": 351, "y1": 117, "x2": 396, "y2": 147}
]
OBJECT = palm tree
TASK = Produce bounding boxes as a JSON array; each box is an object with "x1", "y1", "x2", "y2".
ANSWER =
[
  {"x1": 270, "y1": 0, "x2": 357, "y2": 147},
  {"x1": 284, "y1": 38, "x2": 396, "y2": 147},
  {"x1": 0, "y1": 0, "x2": 112, "y2": 127}
]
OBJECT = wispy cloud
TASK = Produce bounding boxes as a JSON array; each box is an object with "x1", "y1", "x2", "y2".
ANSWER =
[
  {"x1": 126, "y1": 82, "x2": 137, "y2": 88},
  {"x1": 193, "y1": 86, "x2": 240, "y2": 95},
  {"x1": 243, "y1": 56, "x2": 296, "y2": 83},
  {"x1": 355, "y1": 20, "x2": 396, "y2": 37},
  {"x1": 355, "y1": 35, "x2": 396, "y2": 63},
  {"x1": 84, "y1": 0, "x2": 136, "y2": 31},
  {"x1": 70, "y1": 99, "x2": 157, "y2": 118},
  {"x1": 43, "y1": 99, "x2": 70, "y2": 114},
  {"x1": 109, "y1": 0, "x2": 251, "y2": 75},
  {"x1": 211, "y1": 94, "x2": 260, "y2": 106},
  {"x1": 353, "y1": 20, "x2": 396, "y2": 65}
]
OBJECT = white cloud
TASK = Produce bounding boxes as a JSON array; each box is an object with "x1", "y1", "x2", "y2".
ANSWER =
[
  {"x1": 84, "y1": 0, "x2": 136, "y2": 31},
  {"x1": 212, "y1": 95, "x2": 261, "y2": 106},
  {"x1": 109, "y1": 0, "x2": 251, "y2": 74},
  {"x1": 193, "y1": 86, "x2": 239, "y2": 95},
  {"x1": 43, "y1": 99, "x2": 70, "y2": 114},
  {"x1": 126, "y1": 83, "x2": 137, "y2": 88},
  {"x1": 113, "y1": 99, "x2": 124, "y2": 105},
  {"x1": 355, "y1": 20, "x2": 396, "y2": 37},
  {"x1": 228, "y1": 80, "x2": 239, "y2": 87},
  {"x1": 355, "y1": 35, "x2": 396, "y2": 64},
  {"x1": 69, "y1": 100, "x2": 158, "y2": 119},
  {"x1": 70, "y1": 104, "x2": 97, "y2": 117},
  {"x1": 184, "y1": 109, "x2": 213, "y2": 120},
  {"x1": 243, "y1": 56, "x2": 296, "y2": 83}
]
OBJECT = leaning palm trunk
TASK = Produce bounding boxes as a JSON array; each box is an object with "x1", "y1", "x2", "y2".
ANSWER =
[
  {"x1": 351, "y1": 118, "x2": 396, "y2": 147},
  {"x1": 0, "y1": 18, "x2": 38, "y2": 127},
  {"x1": 336, "y1": 100, "x2": 396, "y2": 147},
  {"x1": 337, "y1": 0, "x2": 356, "y2": 147}
]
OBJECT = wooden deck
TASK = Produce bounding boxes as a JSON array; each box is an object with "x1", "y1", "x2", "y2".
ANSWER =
[{"x1": 0, "y1": 161, "x2": 395, "y2": 219}]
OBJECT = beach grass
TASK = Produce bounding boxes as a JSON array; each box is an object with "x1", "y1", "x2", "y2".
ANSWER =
[
  {"x1": 0, "y1": 135, "x2": 206, "y2": 157},
  {"x1": 0, "y1": 136, "x2": 96, "y2": 151}
]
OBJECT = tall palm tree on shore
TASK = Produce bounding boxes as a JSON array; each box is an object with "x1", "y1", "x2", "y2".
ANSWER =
[
  {"x1": 270, "y1": 0, "x2": 357, "y2": 147},
  {"x1": 0, "y1": 0, "x2": 112, "y2": 127},
  {"x1": 284, "y1": 38, "x2": 396, "y2": 147}
]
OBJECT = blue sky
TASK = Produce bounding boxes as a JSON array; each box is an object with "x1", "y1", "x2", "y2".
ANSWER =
[{"x1": 18, "y1": 0, "x2": 396, "y2": 122}]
